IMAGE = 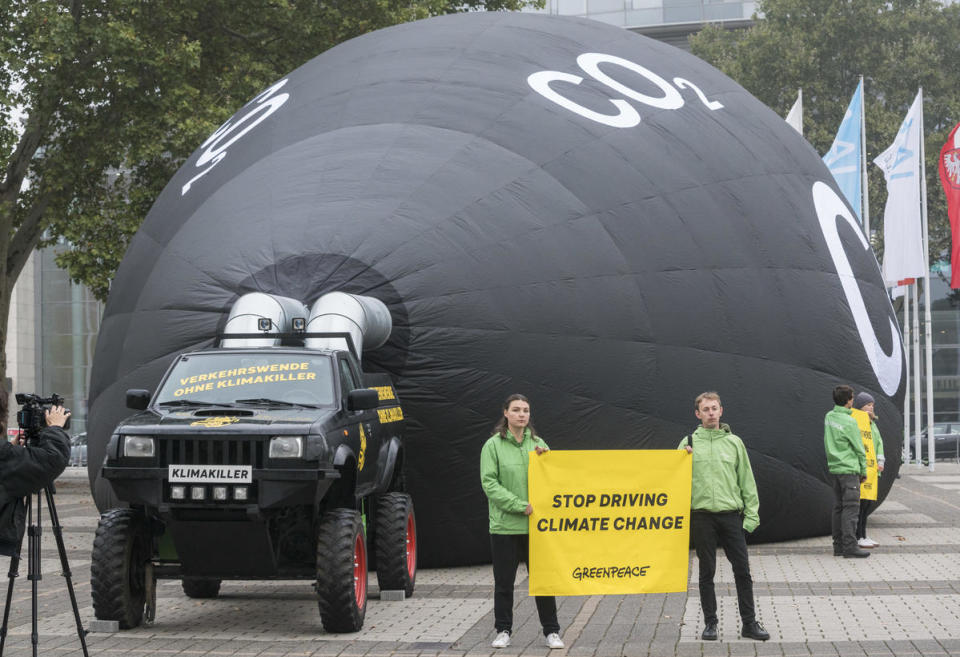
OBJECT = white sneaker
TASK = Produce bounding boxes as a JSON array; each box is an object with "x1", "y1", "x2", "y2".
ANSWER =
[
  {"x1": 866, "y1": 538, "x2": 879, "y2": 547},
  {"x1": 857, "y1": 538, "x2": 875, "y2": 548},
  {"x1": 492, "y1": 631, "x2": 511, "y2": 649},
  {"x1": 545, "y1": 633, "x2": 565, "y2": 649}
]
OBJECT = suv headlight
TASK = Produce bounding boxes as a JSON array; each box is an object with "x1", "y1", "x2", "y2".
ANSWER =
[
  {"x1": 269, "y1": 436, "x2": 303, "y2": 459},
  {"x1": 122, "y1": 436, "x2": 155, "y2": 458}
]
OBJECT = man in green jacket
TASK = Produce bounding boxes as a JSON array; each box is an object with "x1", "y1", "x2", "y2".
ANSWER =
[
  {"x1": 823, "y1": 385, "x2": 869, "y2": 558},
  {"x1": 679, "y1": 391, "x2": 768, "y2": 642}
]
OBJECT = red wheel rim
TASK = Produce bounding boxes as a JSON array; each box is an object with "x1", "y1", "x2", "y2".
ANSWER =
[
  {"x1": 405, "y1": 512, "x2": 417, "y2": 578},
  {"x1": 353, "y1": 532, "x2": 367, "y2": 607}
]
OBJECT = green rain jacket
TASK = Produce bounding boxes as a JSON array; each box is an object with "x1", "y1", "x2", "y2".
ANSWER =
[
  {"x1": 677, "y1": 424, "x2": 760, "y2": 533},
  {"x1": 480, "y1": 428, "x2": 548, "y2": 535},
  {"x1": 871, "y1": 421, "x2": 885, "y2": 467},
  {"x1": 824, "y1": 405, "x2": 866, "y2": 476}
]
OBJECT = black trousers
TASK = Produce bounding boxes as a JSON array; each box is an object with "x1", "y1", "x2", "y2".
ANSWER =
[
  {"x1": 490, "y1": 533, "x2": 559, "y2": 636},
  {"x1": 856, "y1": 498, "x2": 874, "y2": 540},
  {"x1": 831, "y1": 473, "x2": 861, "y2": 553},
  {"x1": 691, "y1": 511, "x2": 756, "y2": 625}
]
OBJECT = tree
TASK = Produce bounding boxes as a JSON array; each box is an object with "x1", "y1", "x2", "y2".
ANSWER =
[
  {"x1": 690, "y1": 0, "x2": 960, "y2": 265},
  {"x1": 0, "y1": 0, "x2": 541, "y2": 399}
]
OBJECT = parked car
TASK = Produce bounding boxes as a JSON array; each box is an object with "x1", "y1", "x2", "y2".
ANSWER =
[
  {"x1": 908, "y1": 423, "x2": 960, "y2": 462},
  {"x1": 69, "y1": 432, "x2": 87, "y2": 467}
]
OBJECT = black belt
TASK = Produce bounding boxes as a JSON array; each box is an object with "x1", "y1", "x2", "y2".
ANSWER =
[{"x1": 691, "y1": 509, "x2": 741, "y2": 515}]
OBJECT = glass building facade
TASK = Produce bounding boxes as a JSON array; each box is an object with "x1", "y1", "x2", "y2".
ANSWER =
[
  {"x1": 527, "y1": 0, "x2": 756, "y2": 29},
  {"x1": 921, "y1": 263, "x2": 960, "y2": 424},
  {"x1": 36, "y1": 247, "x2": 102, "y2": 437}
]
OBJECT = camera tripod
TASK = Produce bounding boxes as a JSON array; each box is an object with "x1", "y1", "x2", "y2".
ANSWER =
[{"x1": 0, "y1": 484, "x2": 89, "y2": 657}]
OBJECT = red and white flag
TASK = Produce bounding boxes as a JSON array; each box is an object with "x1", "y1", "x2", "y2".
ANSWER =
[{"x1": 938, "y1": 121, "x2": 960, "y2": 288}]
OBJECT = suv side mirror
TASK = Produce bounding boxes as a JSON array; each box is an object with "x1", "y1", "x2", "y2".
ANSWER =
[
  {"x1": 126, "y1": 389, "x2": 151, "y2": 411},
  {"x1": 347, "y1": 389, "x2": 379, "y2": 412}
]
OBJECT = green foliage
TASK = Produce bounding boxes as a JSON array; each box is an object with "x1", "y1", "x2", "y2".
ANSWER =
[
  {"x1": 690, "y1": 0, "x2": 960, "y2": 262},
  {"x1": 1, "y1": 0, "x2": 543, "y2": 309}
]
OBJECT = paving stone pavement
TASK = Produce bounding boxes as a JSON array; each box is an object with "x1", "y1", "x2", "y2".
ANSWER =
[{"x1": 2, "y1": 463, "x2": 960, "y2": 656}]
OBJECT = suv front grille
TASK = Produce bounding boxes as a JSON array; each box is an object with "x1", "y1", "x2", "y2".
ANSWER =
[{"x1": 158, "y1": 437, "x2": 265, "y2": 468}]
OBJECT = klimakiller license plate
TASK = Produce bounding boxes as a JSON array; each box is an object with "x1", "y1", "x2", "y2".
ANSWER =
[{"x1": 168, "y1": 465, "x2": 252, "y2": 484}]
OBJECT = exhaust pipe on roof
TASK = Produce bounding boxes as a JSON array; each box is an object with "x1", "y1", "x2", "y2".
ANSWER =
[
  {"x1": 304, "y1": 292, "x2": 391, "y2": 360},
  {"x1": 221, "y1": 293, "x2": 309, "y2": 348}
]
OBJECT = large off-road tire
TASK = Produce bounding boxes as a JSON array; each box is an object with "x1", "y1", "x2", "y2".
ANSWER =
[
  {"x1": 91, "y1": 509, "x2": 149, "y2": 629},
  {"x1": 374, "y1": 492, "x2": 417, "y2": 597},
  {"x1": 181, "y1": 578, "x2": 222, "y2": 599},
  {"x1": 316, "y1": 509, "x2": 367, "y2": 633}
]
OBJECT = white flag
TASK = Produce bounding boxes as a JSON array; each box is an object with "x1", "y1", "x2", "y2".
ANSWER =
[
  {"x1": 785, "y1": 89, "x2": 802, "y2": 134},
  {"x1": 875, "y1": 90, "x2": 926, "y2": 285}
]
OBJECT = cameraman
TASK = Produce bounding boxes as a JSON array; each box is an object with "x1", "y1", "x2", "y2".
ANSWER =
[{"x1": 0, "y1": 405, "x2": 71, "y2": 556}]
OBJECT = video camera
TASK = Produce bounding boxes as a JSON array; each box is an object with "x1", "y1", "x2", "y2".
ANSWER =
[{"x1": 15, "y1": 393, "x2": 70, "y2": 437}]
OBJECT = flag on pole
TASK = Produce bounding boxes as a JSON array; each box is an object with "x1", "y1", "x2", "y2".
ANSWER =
[
  {"x1": 874, "y1": 90, "x2": 926, "y2": 287},
  {"x1": 785, "y1": 89, "x2": 802, "y2": 134},
  {"x1": 823, "y1": 80, "x2": 863, "y2": 221},
  {"x1": 938, "y1": 120, "x2": 960, "y2": 288}
]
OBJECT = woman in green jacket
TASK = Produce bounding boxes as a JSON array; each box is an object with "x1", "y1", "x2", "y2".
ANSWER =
[{"x1": 480, "y1": 394, "x2": 563, "y2": 650}]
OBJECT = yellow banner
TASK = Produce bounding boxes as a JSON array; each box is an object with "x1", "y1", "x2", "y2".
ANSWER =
[
  {"x1": 170, "y1": 362, "x2": 316, "y2": 398},
  {"x1": 528, "y1": 450, "x2": 691, "y2": 596},
  {"x1": 851, "y1": 408, "x2": 878, "y2": 501}
]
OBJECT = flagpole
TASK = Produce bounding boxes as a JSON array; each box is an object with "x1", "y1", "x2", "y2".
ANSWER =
[
  {"x1": 913, "y1": 282, "x2": 922, "y2": 464},
  {"x1": 903, "y1": 289, "x2": 911, "y2": 464},
  {"x1": 860, "y1": 76, "x2": 870, "y2": 236},
  {"x1": 918, "y1": 87, "x2": 936, "y2": 472}
]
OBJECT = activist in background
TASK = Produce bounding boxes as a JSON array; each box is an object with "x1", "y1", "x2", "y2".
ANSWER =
[
  {"x1": 679, "y1": 392, "x2": 769, "y2": 642},
  {"x1": 480, "y1": 393, "x2": 564, "y2": 650},
  {"x1": 824, "y1": 384, "x2": 870, "y2": 558},
  {"x1": 853, "y1": 392, "x2": 884, "y2": 549}
]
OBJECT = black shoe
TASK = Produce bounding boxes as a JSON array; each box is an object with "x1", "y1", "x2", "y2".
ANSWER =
[
  {"x1": 741, "y1": 621, "x2": 769, "y2": 641},
  {"x1": 843, "y1": 549, "x2": 870, "y2": 558},
  {"x1": 833, "y1": 549, "x2": 842, "y2": 556},
  {"x1": 701, "y1": 623, "x2": 718, "y2": 641}
]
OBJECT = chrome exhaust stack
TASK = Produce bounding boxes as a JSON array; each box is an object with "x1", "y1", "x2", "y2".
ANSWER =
[
  {"x1": 304, "y1": 292, "x2": 391, "y2": 359},
  {"x1": 220, "y1": 293, "x2": 309, "y2": 348}
]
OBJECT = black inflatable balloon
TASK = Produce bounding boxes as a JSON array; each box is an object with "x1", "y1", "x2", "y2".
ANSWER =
[{"x1": 88, "y1": 12, "x2": 905, "y2": 566}]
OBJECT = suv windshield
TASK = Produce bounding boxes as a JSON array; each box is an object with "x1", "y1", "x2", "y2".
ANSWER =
[{"x1": 155, "y1": 352, "x2": 336, "y2": 407}]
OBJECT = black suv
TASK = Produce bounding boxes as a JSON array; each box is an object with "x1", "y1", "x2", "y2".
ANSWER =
[{"x1": 91, "y1": 347, "x2": 416, "y2": 632}]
